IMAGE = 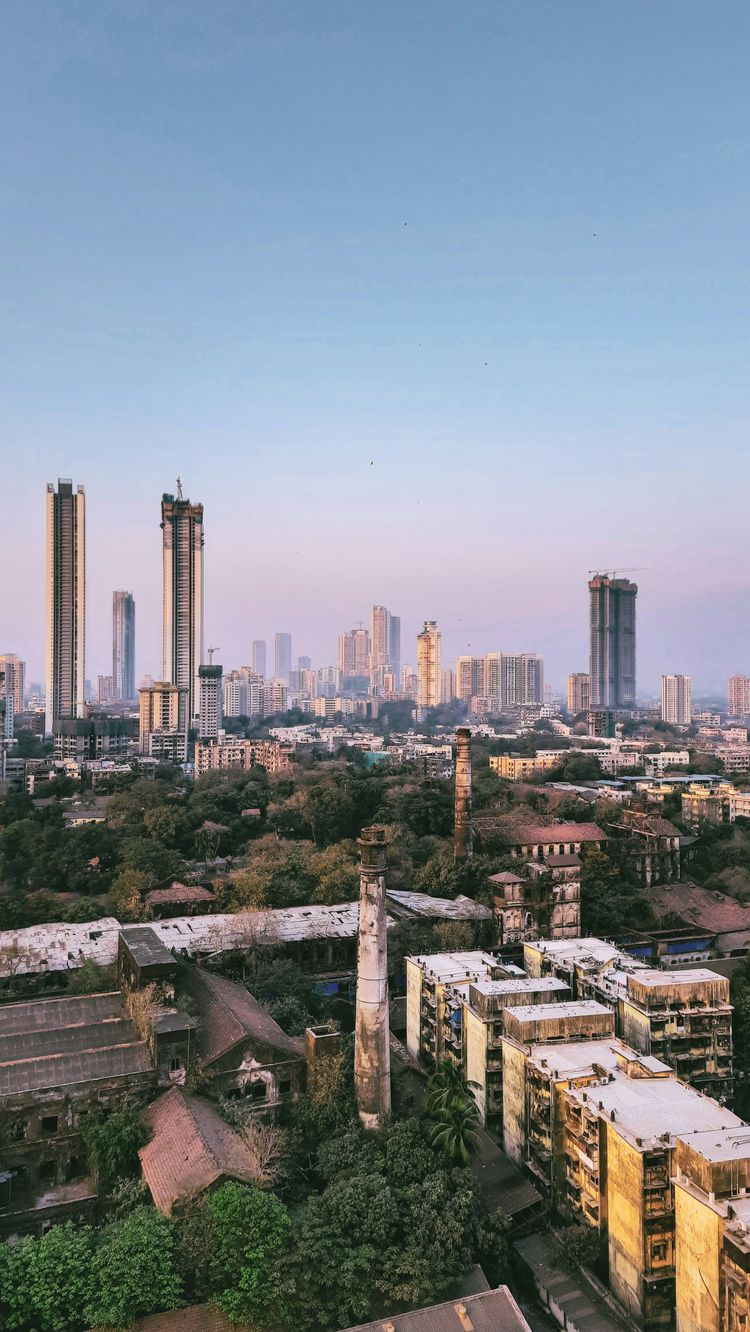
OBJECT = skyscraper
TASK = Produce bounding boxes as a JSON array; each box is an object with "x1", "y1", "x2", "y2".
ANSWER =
[
  {"x1": 274, "y1": 633, "x2": 292, "y2": 682},
  {"x1": 589, "y1": 574, "x2": 637, "y2": 708},
  {"x1": 45, "y1": 480, "x2": 86, "y2": 733},
  {"x1": 112, "y1": 590, "x2": 136, "y2": 701},
  {"x1": 161, "y1": 485, "x2": 204, "y2": 723},
  {"x1": 389, "y1": 615, "x2": 401, "y2": 682},
  {"x1": 661, "y1": 674, "x2": 692, "y2": 726},
  {"x1": 0, "y1": 655, "x2": 25, "y2": 716},
  {"x1": 455, "y1": 656, "x2": 486, "y2": 702},
  {"x1": 252, "y1": 640, "x2": 266, "y2": 678},
  {"x1": 417, "y1": 620, "x2": 441, "y2": 709}
]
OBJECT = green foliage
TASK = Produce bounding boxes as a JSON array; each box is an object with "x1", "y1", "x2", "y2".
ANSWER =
[
  {"x1": 66, "y1": 958, "x2": 117, "y2": 994},
  {"x1": 85, "y1": 1206, "x2": 183, "y2": 1329},
  {"x1": 284, "y1": 1117, "x2": 494, "y2": 1331},
  {"x1": 302, "y1": 772, "x2": 382, "y2": 846},
  {"x1": 579, "y1": 845, "x2": 654, "y2": 937},
  {"x1": 0, "y1": 1223, "x2": 95, "y2": 1332},
  {"x1": 81, "y1": 1105, "x2": 148, "y2": 1192},
  {"x1": 205, "y1": 1181, "x2": 291, "y2": 1327},
  {"x1": 553, "y1": 1223, "x2": 602, "y2": 1273}
]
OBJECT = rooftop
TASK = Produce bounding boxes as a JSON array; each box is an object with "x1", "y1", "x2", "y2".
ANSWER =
[
  {"x1": 526, "y1": 1038, "x2": 633, "y2": 1080},
  {"x1": 340, "y1": 1287, "x2": 532, "y2": 1332},
  {"x1": 474, "y1": 815, "x2": 606, "y2": 845},
  {"x1": 0, "y1": 989, "x2": 153, "y2": 1097},
  {"x1": 145, "y1": 883, "x2": 216, "y2": 906},
  {"x1": 504, "y1": 1000, "x2": 613, "y2": 1022},
  {"x1": 120, "y1": 925, "x2": 177, "y2": 970},
  {"x1": 652, "y1": 881, "x2": 750, "y2": 937},
  {"x1": 139, "y1": 1087, "x2": 260, "y2": 1215},
  {"x1": 179, "y1": 965, "x2": 303, "y2": 1065},
  {"x1": 678, "y1": 1126, "x2": 750, "y2": 1164},
  {"x1": 567, "y1": 1070, "x2": 743, "y2": 1149},
  {"x1": 470, "y1": 977, "x2": 568, "y2": 999},
  {"x1": 387, "y1": 890, "x2": 491, "y2": 920},
  {"x1": 410, "y1": 951, "x2": 498, "y2": 984}
]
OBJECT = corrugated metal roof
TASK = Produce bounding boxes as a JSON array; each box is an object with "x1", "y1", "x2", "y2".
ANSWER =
[{"x1": 341, "y1": 1287, "x2": 531, "y2": 1331}]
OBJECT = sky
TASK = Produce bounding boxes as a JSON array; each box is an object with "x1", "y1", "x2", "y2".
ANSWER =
[{"x1": 1, "y1": 1, "x2": 749, "y2": 693}]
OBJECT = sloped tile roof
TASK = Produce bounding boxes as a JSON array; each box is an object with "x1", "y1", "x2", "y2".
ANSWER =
[
  {"x1": 179, "y1": 965, "x2": 302, "y2": 1066},
  {"x1": 139, "y1": 1087, "x2": 259, "y2": 1215}
]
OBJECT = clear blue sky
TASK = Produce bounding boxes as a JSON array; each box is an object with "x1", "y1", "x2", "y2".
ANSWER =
[{"x1": 2, "y1": 1, "x2": 748, "y2": 692}]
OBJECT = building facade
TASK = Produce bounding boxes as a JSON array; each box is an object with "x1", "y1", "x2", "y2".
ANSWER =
[
  {"x1": 139, "y1": 681, "x2": 188, "y2": 757},
  {"x1": 274, "y1": 632, "x2": 292, "y2": 682},
  {"x1": 198, "y1": 663, "x2": 222, "y2": 739},
  {"x1": 661, "y1": 674, "x2": 692, "y2": 725},
  {"x1": 589, "y1": 574, "x2": 637, "y2": 709},
  {"x1": 45, "y1": 480, "x2": 86, "y2": 732},
  {"x1": 112, "y1": 590, "x2": 136, "y2": 701},
  {"x1": 566, "y1": 672, "x2": 591, "y2": 715},
  {"x1": 0, "y1": 654, "x2": 25, "y2": 716},
  {"x1": 417, "y1": 620, "x2": 441, "y2": 709},
  {"x1": 161, "y1": 488, "x2": 204, "y2": 723}
]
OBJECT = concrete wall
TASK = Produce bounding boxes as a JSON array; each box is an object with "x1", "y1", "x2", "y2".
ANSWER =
[
  {"x1": 502, "y1": 1040, "x2": 528, "y2": 1164},
  {"x1": 674, "y1": 1185, "x2": 722, "y2": 1332},
  {"x1": 465, "y1": 1006, "x2": 488, "y2": 1125},
  {"x1": 606, "y1": 1126, "x2": 645, "y2": 1322},
  {"x1": 405, "y1": 959, "x2": 422, "y2": 1060}
]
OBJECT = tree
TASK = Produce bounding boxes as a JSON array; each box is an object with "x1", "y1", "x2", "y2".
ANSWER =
[
  {"x1": 66, "y1": 959, "x2": 117, "y2": 994},
  {"x1": 109, "y1": 866, "x2": 149, "y2": 921},
  {"x1": 0, "y1": 1223, "x2": 95, "y2": 1332},
  {"x1": 85, "y1": 1207, "x2": 183, "y2": 1330},
  {"x1": 553, "y1": 1223, "x2": 602, "y2": 1273},
  {"x1": 81, "y1": 1105, "x2": 148, "y2": 1192},
  {"x1": 427, "y1": 1097, "x2": 481, "y2": 1166},
  {"x1": 426, "y1": 1059, "x2": 480, "y2": 1117},
  {"x1": 205, "y1": 1182, "x2": 291, "y2": 1327}
]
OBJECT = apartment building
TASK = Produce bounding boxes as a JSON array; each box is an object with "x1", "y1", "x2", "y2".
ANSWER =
[
  {"x1": 729, "y1": 675, "x2": 750, "y2": 717},
  {"x1": 566, "y1": 672, "x2": 591, "y2": 715},
  {"x1": 673, "y1": 1128, "x2": 750, "y2": 1332},
  {"x1": 461, "y1": 977, "x2": 570, "y2": 1125},
  {"x1": 563, "y1": 1059, "x2": 741, "y2": 1328},
  {"x1": 404, "y1": 951, "x2": 503, "y2": 1068},
  {"x1": 489, "y1": 752, "x2": 561, "y2": 781},
  {"x1": 524, "y1": 940, "x2": 733, "y2": 1097},
  {"x1": 682, "y1": 782, "x2": 750, "y2": 826},
  {"x1": 620, "y1": 969, "x2": 733, "y2": 1099},
  {"x1": 195, "y1": 737, "x2": 294, "y2": 776}
]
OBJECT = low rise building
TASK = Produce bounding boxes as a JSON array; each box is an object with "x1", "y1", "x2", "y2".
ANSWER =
[
  {"x1": 644, "y1": 750, "x2": 690, "y2": 777},
  {"x1": 607, "y1": 810, "x2": 682, "y2": 886},
  {"x1": 53, "y1": 717, "x2": 132, "y2": 761},
  {"x1": 195, "y1": 736, "x2": 294, "y2": 776},
  {"x1": 673, "y1": 1127, "x2": 750, "y2": 1332},
  {"x1": 473, "y1": 816, "x2": 607, "y2": 861},
  {"x1": 489, "y1": 752, "x2": 561, "y2": 781}
]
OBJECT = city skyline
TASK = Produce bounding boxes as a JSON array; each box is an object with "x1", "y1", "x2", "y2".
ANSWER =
[
  {"x1": 2, "y1": 471, "x2": 745, "y2": 697},
  {"x1": 2, "y1": 5, "x2": 749, "y2": 694}
]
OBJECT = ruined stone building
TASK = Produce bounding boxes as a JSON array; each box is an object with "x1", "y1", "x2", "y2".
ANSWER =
[
  {"x1": 138, "y1": 1086, "x2": 263, "y2": 1216},
  {"x1": 490, "y1": 858, "x2": 580, "y2": 946},
  {"x1": 607, "y1": 809, "x2": 683, "y2": 886}
]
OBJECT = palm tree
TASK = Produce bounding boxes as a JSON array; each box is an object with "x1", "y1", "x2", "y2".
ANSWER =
[
  {"x1": 426, "y1": 1058, "x2": 479, "y2": 1117},
  {"x1": 428, "y1": 1097, "x2": 480, "y2": 1166}
]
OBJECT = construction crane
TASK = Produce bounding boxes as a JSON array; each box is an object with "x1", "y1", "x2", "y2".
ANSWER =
[
  {"x1": 588, "y1": 567, "x2": 646, "y2": 579},
  {"x1": 206, "y1": 646, "x2": 221, "y2": 665}
]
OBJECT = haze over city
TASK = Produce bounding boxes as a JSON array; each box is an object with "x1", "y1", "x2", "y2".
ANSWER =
[{"x1": 3, "y1": 1, "x2": 750, "y2": 687}]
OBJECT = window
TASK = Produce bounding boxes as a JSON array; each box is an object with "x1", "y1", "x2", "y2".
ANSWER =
[
  {"x1": 279, "y1": 1079, "x2": 292, "y2": 1096},
  {"x1": 169, "y1": 1056, "x2": 182, "y2": 1072},
  {"x1": 41, "y1": 1115, "x2": 59, "y2": 1135},
  {"x1": 250, "y1": 1081, "x2": 267, "y2": 1101},
  {"x1": 67, "y1": 1155, "x2": 85, "y2": 1181},
  {"x1": 651, "y1": 1240, "x2": 668, "y2": 1265},
  {"x1": 39, "y1": 1161, "x2": 56, "y2": 1186},
  {"x1": 9, "y1": 1118, "x2": 28, "y2": 1142}
]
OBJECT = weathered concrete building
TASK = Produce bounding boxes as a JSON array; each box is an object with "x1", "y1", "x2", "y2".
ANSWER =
[
  {"x1": 607, "y1": 810, "x2": 683, "y2": 887},
  {"x1": 405, "y1": 950, "x2": 504, "y2": 1067},
  {"x1": 563, "y1": 1060, "x2": 743, "y2": 1328},
  {"x1": 620, "y1": 968, "x2": 733, "y2": 1100},
  {"x1": 462, "y1": 977, "x2": 570, "y2": 1126},
  {"x1": 673, "y1": 1127, "x2": 750, "y2": 1332},
  {"x1": 523, "y1": 941, "x2": 734, "y2": 1098},
  {"x1": 473, "y1": 815, "x2": 607, "y2": 861}
]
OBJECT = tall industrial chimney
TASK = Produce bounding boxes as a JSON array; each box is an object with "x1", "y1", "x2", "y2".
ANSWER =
[
  {"x1": 454, "y1": 726, "x2": 473, "y2": 860},
  {"x1": 354, "y1": 825, "x2": 391, "y2": 1130}
]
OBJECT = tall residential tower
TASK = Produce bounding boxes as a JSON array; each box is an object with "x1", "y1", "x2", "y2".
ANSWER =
[
  {"x1": 589, "y1": 574, "x2": 637, "y2": 709},
  {"x1": 45, "y1": 480, "x2": 86, "y2": 733},
  {"x1": 161, "y1": 485, "x2": 204, "y2": 723},
  {"x1": 112, "y1": 591, "x2": 136, "y2": 701},
  {"x1": 417, "y1": 620, "x2": 441, "y2": 709}
]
